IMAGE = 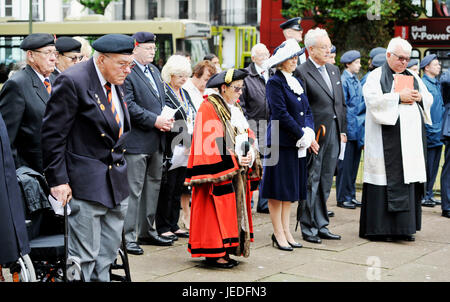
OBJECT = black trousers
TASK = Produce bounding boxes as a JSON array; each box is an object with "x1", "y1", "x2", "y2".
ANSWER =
[{"x1": 155, "y1": 166, "x2": 187, "y2": 234}]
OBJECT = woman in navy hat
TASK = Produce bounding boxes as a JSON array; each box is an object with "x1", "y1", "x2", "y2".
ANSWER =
[
  {"x1": 260, "y1": 39, "x2": 315, "y2": 251},
  {"x1": 185, "y1": 68, "x2": 262, "y2": 268}
]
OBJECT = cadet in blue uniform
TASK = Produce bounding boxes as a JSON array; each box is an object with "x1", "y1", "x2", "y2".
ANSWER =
[
  {"x1": 41, "y1": 34, "x2": 135, "y2": 281},
  {"x1": 440, "y1": 52, "x2": 450, "y2": 219},
  {"x1": 336, "y1": 50, "x2": 365, "y2": 209},
  {"x1": 420, "y1": 54, "x2": 445, "y2": 207}
]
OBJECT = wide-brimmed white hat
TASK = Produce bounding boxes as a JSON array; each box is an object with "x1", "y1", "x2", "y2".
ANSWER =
[{"x1": 262, "y1": 39, "x2": 305, "y2": 69}]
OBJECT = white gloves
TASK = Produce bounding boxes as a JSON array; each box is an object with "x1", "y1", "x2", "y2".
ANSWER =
[{"x1": 296, "y1": 127, "x2": 315, "y2": 158}]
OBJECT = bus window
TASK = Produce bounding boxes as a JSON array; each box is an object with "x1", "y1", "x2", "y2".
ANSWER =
[
  {"x1": 154, "y1": 34, "x2": 173, "y2": 70},
  {"x1": 425, "y1": 0, "x2": 450, "y2": 17},
  {"x1": 0, "y1": 36, "x2": 25, "y2": 83},
  {"x1": 411, "y1": 49, "x2": 421, "y2": 60},
  {"x1": 181, "y1": 39, "x2": 210, "y2": 66}
]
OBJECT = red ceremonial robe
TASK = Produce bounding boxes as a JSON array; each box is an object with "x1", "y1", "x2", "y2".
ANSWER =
[{"x1": 185, "y1": 94, "x2": 261, "y2": 258}]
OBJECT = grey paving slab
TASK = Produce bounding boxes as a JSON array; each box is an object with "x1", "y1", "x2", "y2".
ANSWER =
[
  {"x1": 283, "y1": 258, "x2": 388, "y2": 282},
  {"x1": 382, "y1": 263, "x2": 450, "y2": 282},
  {"x1": 257, "y1": 273, "x2": 325, "y2": 282}
]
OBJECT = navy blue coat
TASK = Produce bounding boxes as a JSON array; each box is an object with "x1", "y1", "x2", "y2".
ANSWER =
[
  {"x1": 266, "y1": 70, "x2": 314, "y2": 147},
  {"x1": 0, "y1": 112, "x2": 30, "y2": 264},
  {"x1": 441, "y1": 70, "x2": 450, "y2": 142},
  {"x1": 123, "y1": 63, "x2": 167, "y2": 154},
  {"x1": 41, "y1": 58, "x2": 131, "y2": 208}
]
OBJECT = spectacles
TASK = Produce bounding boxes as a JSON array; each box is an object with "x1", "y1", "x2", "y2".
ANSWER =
[
  {"x1": 138, "y1": 45, "x2": 158, "y2": 52},
  {"x1": 62, "y1": 54, "x2": 84, "y2": 62},
  {"x1": 390, "y1": 52, "x2": 410, "y2": 63},
  {"x1": 33, "y1": 50, "x2": 58, "y2": 57},
  {"x1": 104, "y1": 54, "x2": 136, "y2": 69},
  {"x1": 229, "y1": 85, "x2": 244, "y2": 93}
]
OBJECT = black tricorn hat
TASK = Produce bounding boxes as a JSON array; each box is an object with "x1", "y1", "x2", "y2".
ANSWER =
[{"x1": 206, "y1": 68, "x2": 249, "y2": 89}]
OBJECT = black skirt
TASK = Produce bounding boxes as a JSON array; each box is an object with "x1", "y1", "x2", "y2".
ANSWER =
[{"x1": 359, "y1": 182, "x2": 422, "y2": 237}]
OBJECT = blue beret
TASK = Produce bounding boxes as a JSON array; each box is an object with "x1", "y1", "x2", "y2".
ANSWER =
[
  {"x1": 132, "y1": 31, "x2": 156, "y2": 44},
  {"x1": 372, "y1": 53, "x2": 386, "y2": 68},
  {"x1": 407, "y1": 59, "x2": 418, "y2": 68},
  {"x1": 20, "y1": 33, "x2": 55, "y2": 50},
  {"x1": 369, "y1": 47, "x2": 386, "y2": 59},
  {"x1": 55, "y1": 37, "x2": 81, "y2": 53},
  {"x1": 420, "y1": 54, "x2": 437, "y2": 69},
  {"x1": 280, "y1": 17, "x2": 302, "y2": 31},
  {"x1": 330, "y1": 45, "x2": 336, "y2": 54},
  {"x1": 340, "y1": 50, "x2": 361, "y2": 64},
  {"x1": 92, "y1": 34, "x2": 134, "y2": 54}
]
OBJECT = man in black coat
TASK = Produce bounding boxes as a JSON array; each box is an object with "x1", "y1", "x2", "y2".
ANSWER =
[
  {"x1": 122, "y1": 31, "x2": 174, "y2": 255},
  {"x1": 295, "y1": 28, "x2": 347, "y2": 244},
  {"x1": 41, "y1": 34, "x2": 134, "y2": 282},
  {"x1": 0, "y1": 112, "x2": 30, "y2": 265},
  {"x1": 240, "y1": 43, "x2": 272, "y2": 213},
  {"x1": 51, "y1": 36, "x2": 83, "y2": 80},
  {"x1": 0, "y1": 33, "x2": 56, "y2": 173}
]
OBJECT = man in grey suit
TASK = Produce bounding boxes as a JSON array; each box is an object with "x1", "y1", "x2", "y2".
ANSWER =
[
  {"x1": 296, "y1": 28, "x2": 347, "y2": 244},
  {"x1": 122, "y1": 31, "x2": 174, "y2": 255},
  {"x1": 0, "y1": 33, "x2": 56, "y2": 174}
]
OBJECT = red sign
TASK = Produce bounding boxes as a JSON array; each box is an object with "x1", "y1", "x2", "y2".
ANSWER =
[{"x1": 396, "y1": 19, "x2": 450, "y2": 46}]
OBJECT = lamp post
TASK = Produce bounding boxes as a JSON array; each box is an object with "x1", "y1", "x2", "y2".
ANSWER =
[{"x1": 28, "y1": 0, "x2": 33, "y2": 34}]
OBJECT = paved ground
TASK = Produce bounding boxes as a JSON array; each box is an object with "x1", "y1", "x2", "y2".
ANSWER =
[{"x1": 127, "y1": 189, "x2": 450, "y2": 283}]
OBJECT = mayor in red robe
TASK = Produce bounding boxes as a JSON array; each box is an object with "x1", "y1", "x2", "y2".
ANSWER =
[{"x1": 185, "y1": 68, "x2": 262, "y2": 269}]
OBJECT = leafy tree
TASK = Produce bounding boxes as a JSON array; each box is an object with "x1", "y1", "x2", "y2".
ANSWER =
[
  {"x1": 72, "y1": 0, "x2": 119, "y2": 15},
  {"x1": 282, "y1": 0, "x2": 425, "y2": 71}
]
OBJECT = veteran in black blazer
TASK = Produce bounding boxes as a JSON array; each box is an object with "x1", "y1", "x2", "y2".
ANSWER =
[
  {"x1": 295, "y1": 28, "x2": 347, "y2": 244},
  {"x1": 41, "y1": 34, "x2": 135, "y2": 282},
  {"x1": 0, "y1": 33, "x2": 56, "y2": 173},
  {"x1": 122, "y1": 32, "x2": 175, "y2": 255}
]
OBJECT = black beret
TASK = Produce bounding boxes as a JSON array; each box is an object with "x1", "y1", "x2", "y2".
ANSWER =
[
  {"x1": 206, "y1": 68, "x2": 249, "y2": 89},
  {"x1": 92, "y1": 34, "x2": 134, "y2": 54},
  {"x1": 55, "y1": 36, "x2": 81, "y2": 53},
  {"x1": 280, "y1": 17, "x2": 302, "y2": 31},
  {"x1": 20, "y1": 33, "x2": 55, "y2": 50},
  {"x1": 132, "y1": 31, "x2": 156, "y2": 44}
]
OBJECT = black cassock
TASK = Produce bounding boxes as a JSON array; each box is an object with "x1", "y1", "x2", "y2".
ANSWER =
[
  {"x1": 359, "y1": 63, "x2": 425, "y2": 238},
  {"x1": 0, "y1": 113, "x2": 30, "y2": 264}
]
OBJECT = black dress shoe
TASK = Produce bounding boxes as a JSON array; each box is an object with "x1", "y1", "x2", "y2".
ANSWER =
[
  {"x1": 138, "y1": 236, "x2": 173, "y2": 246},
  {"x1": 421, "y1": 199, "x2": 435, "y2": 207},
  {"x1": 160, "y1": 234, "x2": 178, "y2": 241},
  {"x1": 351, "y1": 198, "x2": 362, "y2": 207},
  {"x1": 224, "y1": 256, "x2": 240, "y2": 267},
  {"x1": 204, "y1": 258, "x2": 234, "y2": 269},
  {"x1": 302, "y1": 234, "x2": 322, "y2": 244},
  {"x1": 367, "y1": 235, "x2": 395, "y2": 242},
  {"x1": 271, "y1": 234, "x2": 293, "y2": 251},
  {"x1": 288, "y1": 241, "x2": 303, "y2": 248},
  {"x1": 442, "y1": 210, "x2": 450, "y2": 218},
  {"x1": 257, "y1": 208, "x2": 270, "y2": 214},
  {"x1": 318, "y1": 231, "x2": 341, "y2": 240},
  {"x1": 430, "y1": 197, "x2": 441, "y2": 205},
  {"x1": 125, "y1": 242, "x2": 144, "y2": 255},
  {"x1": 174, "y1": 231, "x2": 189, "y2": 238},
  {"x1": 328, "y1": 210, "x2": 335, "y2": 217},
  {"x1": 397, "y1": 235, "x2": 415, "y2": 241},
  {"x1": 337, "y1": 201, "x2": 356, "y2": 209}
]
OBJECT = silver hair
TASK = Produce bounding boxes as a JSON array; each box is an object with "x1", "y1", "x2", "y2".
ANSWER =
[
  {"x1": 304, "y1": 28, "x2": 329, "y2": 49},
  {"x1": 161, "y1": 55, "x2": 192, "y2": 83},
  {"x1": 251, "y1": 43, "x2": 269, "y2": 57},
  {"x1": 386, "y1": 37, "x2": 412, "y2": 56}
]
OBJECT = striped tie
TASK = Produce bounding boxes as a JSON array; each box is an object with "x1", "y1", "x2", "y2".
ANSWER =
[
  {"x1": 44, "y1": 78, "x2": 51, "y2": 94},
  {"x1": 104, "y1": 82, "x2": 123, "y2": 138}
]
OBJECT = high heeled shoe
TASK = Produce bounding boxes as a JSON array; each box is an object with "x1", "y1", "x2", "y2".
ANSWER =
[
  {"x1": 288, "y1": 241, "x2": 303, "y2": 248},
  {"x1": 271, "y1": 234, "x2": 293, "y2": 251}
]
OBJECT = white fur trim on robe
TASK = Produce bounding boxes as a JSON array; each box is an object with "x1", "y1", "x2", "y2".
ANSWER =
[{"x1": 362, "y1": 66, "x2": 433, "y2": 186}]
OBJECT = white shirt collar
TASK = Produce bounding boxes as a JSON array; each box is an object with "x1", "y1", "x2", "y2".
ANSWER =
[
  {"x1": 309, "y1": 57, "x2": 324, "y2": 69},
  {"x1": 30, "y1": 66, "x2": 46, "y2": 83},
  {"x1": 254, "y1": 64, "x2": 266, "y2": 75},
  {"x1": 93, "y1": 58, "x2": 107, "y2": 87},
  {"x1": 134, "y1": 59, "x2": 147, "y2": 74}
]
